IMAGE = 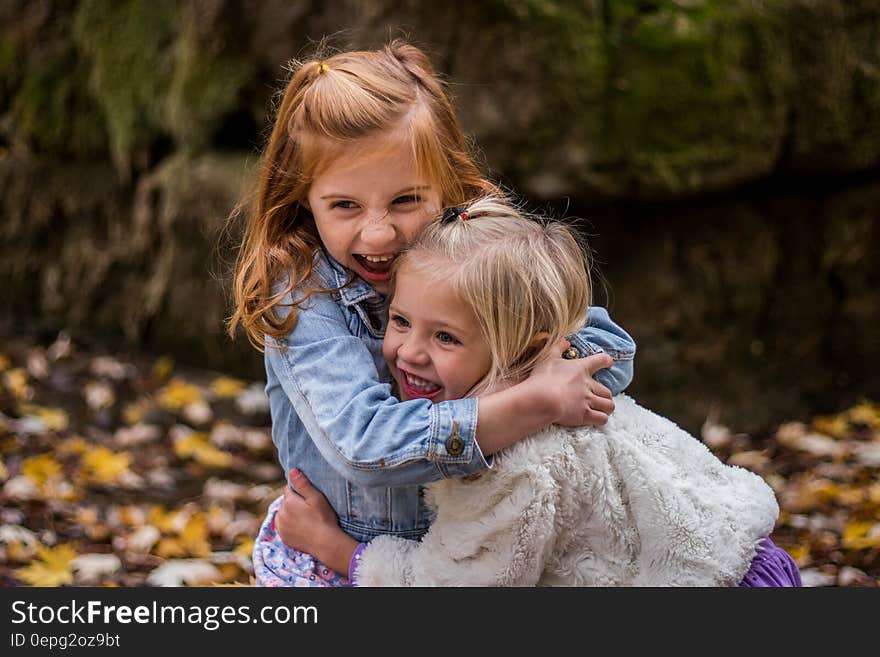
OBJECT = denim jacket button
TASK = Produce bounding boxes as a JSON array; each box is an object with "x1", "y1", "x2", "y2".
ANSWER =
[{"x1": 446, "y1": 435, "x2": 464, "y2": 457}]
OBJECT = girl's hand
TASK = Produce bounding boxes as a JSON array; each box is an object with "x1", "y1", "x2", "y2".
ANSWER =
[
  {"x1": 528, "y1": 340, "x2": 615, "y2": 427},
  {"x1": 276, "y1": 469, "x2": 358, "y2": 574}
]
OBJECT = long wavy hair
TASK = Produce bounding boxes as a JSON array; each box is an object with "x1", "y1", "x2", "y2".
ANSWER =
[{"x1": 229, "y1": 40, "x2": 497, "y2": 350}]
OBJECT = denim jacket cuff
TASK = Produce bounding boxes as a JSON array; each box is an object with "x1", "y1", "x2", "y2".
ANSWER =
[
  {"x1": 567, "y1": 334, "x2": 635, "y2": 362},
  {"x1": 426, "y1": 398, "x2": 489, "y2": 477}
]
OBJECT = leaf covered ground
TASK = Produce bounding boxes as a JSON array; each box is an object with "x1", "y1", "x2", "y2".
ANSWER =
[{"x1": 1, "y1": 332, "x2": 877, "y2": 587}]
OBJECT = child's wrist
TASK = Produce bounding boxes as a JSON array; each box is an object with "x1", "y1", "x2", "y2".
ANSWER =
[{"x1": 518, "y1": 377, "x2": 561, "y2": 425}]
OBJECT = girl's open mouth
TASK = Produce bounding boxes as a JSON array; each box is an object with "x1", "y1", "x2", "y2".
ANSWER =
[
  {"x1": 353, "y1": 254, "x2": 396, "y2": 283},
  {"x1": 399, "y1": 369, "x2": 443, "y2": 400}
]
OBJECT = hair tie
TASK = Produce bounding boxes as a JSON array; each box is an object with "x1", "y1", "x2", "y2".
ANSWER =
[
  {"x1": 441, "y1": 207, "x2": 469, "y2": 224},
  {"x1": 316, "y1": 62, "x2": 328, "y2": 75}
]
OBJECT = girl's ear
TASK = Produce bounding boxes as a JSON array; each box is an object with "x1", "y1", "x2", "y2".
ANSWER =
[{"x1": 527, "y1": 332, "x2": 551, "y2": 350}]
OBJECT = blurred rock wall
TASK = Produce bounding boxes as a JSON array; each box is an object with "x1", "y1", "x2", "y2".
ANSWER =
[{"x1": 1, "y1": 0, "x2": 879, "y2": 431}]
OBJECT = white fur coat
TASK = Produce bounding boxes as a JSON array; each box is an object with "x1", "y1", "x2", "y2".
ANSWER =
[{"x1": 355, "y1": 395, "x2": 779, "y2": 587}]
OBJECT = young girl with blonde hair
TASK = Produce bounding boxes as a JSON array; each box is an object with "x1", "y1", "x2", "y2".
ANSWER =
[
  {"x1": 275, "y1": 197, "x2": 802, "y2": 587},
  {"x1": 230, "y1": 41, "x2": 636, "y2": 586}
]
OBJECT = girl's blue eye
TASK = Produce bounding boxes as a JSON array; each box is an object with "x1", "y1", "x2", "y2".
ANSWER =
[
  {"x1": 391, "y1": 314, "x2": 410, "y2": 329},
  {"x1": 332, "y1": 200, "x2": 358, "y2": 210},
  {"x1": 436, "y1": 331, "x2": 459, "y2": 345}
]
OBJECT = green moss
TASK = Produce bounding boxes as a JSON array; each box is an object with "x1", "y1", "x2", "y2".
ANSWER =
[
  {"x1": 165, "y1": 9, "x2": 256, "y2": 153},
  {"x1": 12, "y1": 44, "x2": 108, "y2": 155},
  {"x1": 601, "y1": 0, "x2": 791, "y2": 193},
  {"x1": 72, "y1": 0, "x2": 180, "y2": 171}
]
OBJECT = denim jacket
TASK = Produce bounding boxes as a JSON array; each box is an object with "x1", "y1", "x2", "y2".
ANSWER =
[{"x1": 265, "y1": 249, "x2": 636, "y2": 543}]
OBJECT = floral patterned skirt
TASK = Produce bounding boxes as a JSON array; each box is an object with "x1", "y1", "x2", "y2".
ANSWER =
[{"x1": 252, "y1": 495, "x2": 349, "y2": 587}]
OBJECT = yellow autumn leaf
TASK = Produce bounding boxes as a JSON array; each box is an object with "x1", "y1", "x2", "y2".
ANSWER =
[
  {"x1": 154, "y1": 513, "x2": 211, "y2": 559},
  {"x1": 19, "y1": 404, "x2": 69, "y2": 432},
  {"x1": 3, "y1": 368, "x2": 31, "y2": 399},
  {"x1": 842, "y1": 521, "x2": 880, "y2": 550},
  {"x1": 148, "y1": 505, "x2": 182, "y2": 533},
  {"x1": 154, "y1": 537, "x2": 187, "y2": 559},
  {"x1": 179, "y1": 513, "x2": 212, "y2": 558},
  {"x1": 22, "y1": 453, "x2": 63, "y2": 487},
  {"x1": 785, "y1": 543, "x2": 811, "y2": 567},
  {"x1": 122, "y1": 400, "x2": 149, "y2": 425},
  {"x1": 153, "y1": 356, "x2": 174, "y2": 381},
  {"x1": 157, "y1": 379, "x2": 202, "y2": 411},
  {"x1": 15, "y1": 543, "x2": 77, "y2": 587},
  {"x1": 846, "y1": 400, "x2": 880, "y2": 430},
  {"x1": 210, "y1": 376, "x2": 247, "y2": 399},
  {"x1": 174, "y1": 432, "x2": 233, "y2": 468},
  {"x1": 80, "y1": 446, "x2": 132, "y2": 484},
  {"x1": 234, "y1": 537, "x2": 255, "y2": 559},
  {"x1": 812, "y1": 414, "x2": 850, "y2": 439},
  {"x1": 56, "y1": 436, "x2": 91, "y2": 457}
]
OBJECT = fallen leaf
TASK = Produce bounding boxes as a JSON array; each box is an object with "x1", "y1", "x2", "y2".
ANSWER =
[
  {"x1": 56, "y1": 436, "x2": 91, "y2": 457},
  {"x1": 89, "y1": 355, "x2": 131, "y2": 380},
  {"x1": 46, "y1": 332, "x2": 72, "y2": 361},
  {"x1": 114, "y1": 424, "x2": 162, "y2": 447},
  {"x1": 26, "y1": 350, "x2": 49, "y2": 379},
  {"x1": 3, "y1": 475, "x2": 41, "y2": 500},
  {"x1": 235, "y1": 383, "x2": 270, "y2": 415},
  {"x1": 15, "y1": 543, "x2": 77, "y2": 586},
  {"x1": 157, "y1": 379, "x2": 202, "y2": 411},
  {"x1": 19, "y1": 404, "x2": 69, "y2": 432},
  {"x1": 3, "y1": 368, "x2": 31, "y2": 400},
  {"x1": 173, "y1": 431, "x2": 233, "y2": 468},
  {"x1": 118, "y1": 525, "x2": 160, "y2": 553},
  {"x1": 210, "y1": 377, "x2": 247, "y2": 399},
  {"x1": 22, "y1": 453, "x2": 63, "y2": 487},
  {"x1": 183, "y1": 400, "x2": 213, "y2": 425},
  {"x1": 80, "y1": 446, "x2": 132, "y2": 485},
  {"x1": 152, "y1": 356, "x2": 175, "y2": 382},
  {"x1": 84, "y1": 381, "x2": 115, "y2": 410},
  {"x1": 812, "y1": 414, "x2": 850, "y2": 439},
  {"x1": 846, "y1": 400, "x2": 880, "y2": 430},
  {"x1": 145, "y1": 559, "x2": 221, "y2": 586},
  {"x1": 71, "y1": 553, "x2": 122, "y2": 582},
  {"x1": 0, "y1": 524, "x2": 39, "y2": 562}
]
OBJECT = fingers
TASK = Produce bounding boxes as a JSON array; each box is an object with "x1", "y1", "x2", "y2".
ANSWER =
[
  {"x1": 589, "y1": 393, "x2": 614, "y2": 416},
  {"x1": 551, "y1": 338, "x2": 571, "y2": 354},
  {"x1": 583, "y1": 352, "x2": 614, "y2": 375},
  {"x1": 584, "y1": 409, "x2": 610, "y2": 426},
  {"x1": 288, "y1": 468, "x2": 317, "y2": 501}
]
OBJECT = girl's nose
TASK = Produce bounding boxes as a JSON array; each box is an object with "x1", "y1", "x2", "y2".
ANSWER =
[
  {"x1": 398, "y1": 336, "x2": 429, "y2": 365},
  {"x1": 360, "y1": 209, "x2": 395, "y2": 247}
]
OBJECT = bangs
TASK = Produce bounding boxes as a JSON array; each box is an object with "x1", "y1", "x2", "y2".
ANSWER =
[{"x1": 406, "y1": 101, "x2": 464, "y2": 206}]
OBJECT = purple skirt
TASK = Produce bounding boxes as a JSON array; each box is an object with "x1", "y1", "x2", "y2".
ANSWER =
[{"x1": 738, "y1": 537, "x2": 802, "y2": 587}]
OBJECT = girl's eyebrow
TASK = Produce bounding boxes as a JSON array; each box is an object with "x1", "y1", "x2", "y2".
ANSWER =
[
  {"x1": 389, "y1": 304, "x2": 469, "y2": 337},
  {"x1": 319, "y1": 185, "x2": 431, "y2": 201}
]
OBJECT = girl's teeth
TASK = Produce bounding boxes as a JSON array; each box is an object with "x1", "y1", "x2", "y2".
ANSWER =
[
  {"x1": 364, "y1": 255, "x2": 393, "y2": 263},
  {"x1": 405, "y1": 372, "x2": 440, "y2": 393}
]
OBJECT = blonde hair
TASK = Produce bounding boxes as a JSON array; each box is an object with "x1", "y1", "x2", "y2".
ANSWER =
[
  {"x1": 229, "y1": 40, "x2": 497, "y2": 349},
  {"x1": 396, "y1": 196, "x2": 591, "y2": 395}
]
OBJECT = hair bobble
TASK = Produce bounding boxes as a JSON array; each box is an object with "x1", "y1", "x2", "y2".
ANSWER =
[
  {"x1": 316, "y1": 62, "x2": 329, "y2": 75},
  {"x1": 441, "y1": 207, "x2": 469, "y2": 224}
]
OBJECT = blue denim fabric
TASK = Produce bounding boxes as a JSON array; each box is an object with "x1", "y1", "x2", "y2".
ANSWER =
[{"x1": 265, "y1": 249, "x2": 636, "y2": 543}]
